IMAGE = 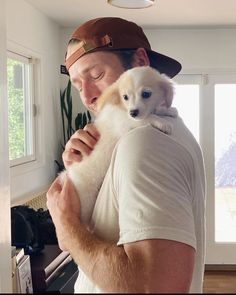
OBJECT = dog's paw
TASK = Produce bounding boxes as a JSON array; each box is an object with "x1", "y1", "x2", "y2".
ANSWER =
[
  {"x1": 161, "y1": 123, "x2": 173, "y2": 134},
  {"x1": 150, "y1": 120, "x2": 173, "y2": 135},
  {"x1": 168, "y1": 107, "x2": 178, "y2": 118}
]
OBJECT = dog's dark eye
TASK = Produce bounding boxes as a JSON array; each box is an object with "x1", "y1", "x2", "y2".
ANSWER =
[
  {"x1": 142, "y1": 90, "x2": 152, "y2": 99},
  {"x1": 123, "y1": 94, "x2": 129, "y2": 101}
]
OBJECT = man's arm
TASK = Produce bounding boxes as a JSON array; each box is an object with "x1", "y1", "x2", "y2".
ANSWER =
[{"x1": 46, "y1": 176, "x2": 195, "y2": 293}]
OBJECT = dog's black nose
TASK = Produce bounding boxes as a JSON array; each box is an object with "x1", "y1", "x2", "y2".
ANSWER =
[{"x1": 130, "y1": 109, "x2": 139, "y2": 118}]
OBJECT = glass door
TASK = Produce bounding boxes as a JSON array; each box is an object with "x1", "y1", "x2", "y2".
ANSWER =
[
  {"x1": 202, "y1": 74, "x2": 236, "y2": 264},
  {"x1": 174, "y1": 73, "x2": 236, "y2": 264},
  {"x1": 172, "y1": 74, "x2": 201, "y2": 142},
  {"x1": 215, "y1": 84, "x2": 236, "y2": 244}
]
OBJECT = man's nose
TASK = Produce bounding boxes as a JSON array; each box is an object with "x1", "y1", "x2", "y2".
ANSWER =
[{"x1": 82, "y1": 82, "x2": 101, "y2": 105}]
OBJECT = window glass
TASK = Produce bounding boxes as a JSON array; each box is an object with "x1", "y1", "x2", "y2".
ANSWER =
[
  {"x1": 215, "y1": 84, "x2": 236, "y2": 242},
  {"x1": 7, "y1": 52, "x2": 35, "y2": 166},
  {"x1": 173, "y1": 84, "x2": 200, "y2": 142}
]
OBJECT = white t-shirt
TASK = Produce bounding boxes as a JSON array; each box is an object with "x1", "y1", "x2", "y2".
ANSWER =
[{"x1": 74, "y1": 115, "x2": 206, "y2": 293}]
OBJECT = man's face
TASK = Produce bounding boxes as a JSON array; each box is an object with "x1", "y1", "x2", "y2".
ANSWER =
[{"x1": 66, "y1": 44, "x2": 125, "y2": 116}]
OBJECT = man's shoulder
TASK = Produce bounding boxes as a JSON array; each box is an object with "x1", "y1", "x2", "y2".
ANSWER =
[
  {"x1": 121, "y1": 124, "x2": 168, "y2": 141},
  {"x1": 114, "y1": 121, "x2": 200, "y2": 164},
  {"x1": 114, "y1": 124, "x2": 176, "y2": 159},
  {"x1": 117, "y1": 124, "x2": 175, "y2": 148}
]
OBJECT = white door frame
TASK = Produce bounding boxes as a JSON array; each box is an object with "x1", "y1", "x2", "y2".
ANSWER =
[
  {"x1": 175, "y1": 72, "x2": 236, "y2": 264},
  {"x1": 0, "y1": 0, "x2": 12, "y2": 292}
]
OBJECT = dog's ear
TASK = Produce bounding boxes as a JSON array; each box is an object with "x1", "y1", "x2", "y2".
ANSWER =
[
  {"x1": 159, "y1": 75, "x2": 174, "y2": 108},
  {"x1": 97, "y1": 81, "x2": 121, "y2": 112}
]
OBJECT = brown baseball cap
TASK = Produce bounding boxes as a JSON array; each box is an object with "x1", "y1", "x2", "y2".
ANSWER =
[{"x1": 64, "y1": 17, "x2": 182, "y2": 78}]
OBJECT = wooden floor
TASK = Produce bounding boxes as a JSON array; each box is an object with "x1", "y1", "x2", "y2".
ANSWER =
[{"x1": 203, "y1": 270, "x2": 236, "y2": 293}]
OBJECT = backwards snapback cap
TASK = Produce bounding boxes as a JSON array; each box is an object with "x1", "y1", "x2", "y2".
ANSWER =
[{"x1": 64, "y1": 17, "x2": 182, "y2": 78}]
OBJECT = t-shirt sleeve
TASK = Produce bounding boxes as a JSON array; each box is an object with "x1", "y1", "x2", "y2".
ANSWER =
[{"x1": 113, "y1": 126, "x2": 197, "y2": 249}]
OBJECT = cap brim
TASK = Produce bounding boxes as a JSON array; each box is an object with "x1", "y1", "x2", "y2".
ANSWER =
[{"x1": 148, "y1": 50, "x2": 182, "y2": 78}]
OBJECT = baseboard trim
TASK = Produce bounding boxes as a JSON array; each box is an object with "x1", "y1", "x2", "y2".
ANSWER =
[
  {"x1": 205, "y1": 264, "x2": 236, "y2": 271},
  {"x1": 11, "y1": 185, "x2": 50, "y2": 210}
]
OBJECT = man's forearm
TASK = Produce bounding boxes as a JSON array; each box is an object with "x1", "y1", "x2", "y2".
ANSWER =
[{"x1": 66, "y1": 222, "x2": 144, "y2": 292}]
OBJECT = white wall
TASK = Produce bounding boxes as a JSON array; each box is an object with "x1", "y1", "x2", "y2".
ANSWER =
[
  {"x1": 145, "y1": 28, "x2": 236, "y2": 71},
  {"x1": 0, "y1": 0, "x2": 12, "y2": 292},
  {"x1": 7, "y1": 0, "x2": 61, "y2": 203}
]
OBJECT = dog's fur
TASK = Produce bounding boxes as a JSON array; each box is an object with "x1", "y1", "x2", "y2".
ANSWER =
[{"x1": 59, "y1": 66, "x2": 178, "y2": 225}]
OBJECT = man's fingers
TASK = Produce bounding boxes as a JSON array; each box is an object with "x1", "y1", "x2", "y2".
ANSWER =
[
  {"x1": 83, "y1": 123, "x2": 100, "y2": 140},
  {"x1": 61, "y1": 173, "x2": 70, "y2": 195},
  {"x1": 64, "y1": 132, "x2": 95, "y2": 158},
  {"x1": 68, "y1": 129, "x2": 97, "y2": 150},
  {"x1": 61, "y1": 174, "x2": 76, "y2": 197},
  {"x1": 47, "y1": 176, "x2": 62, "y2": 196},
  {"x1": 62, "y1": 150, "x2": 83, "y2": 166},
  {"x1": 62, "y1": 123, "x2": 100, "y2": 169}
]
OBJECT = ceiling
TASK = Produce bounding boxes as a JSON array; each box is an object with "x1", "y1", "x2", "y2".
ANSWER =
[{"x1": 26, "y1": 0, "x2": 236, "y2": 29}]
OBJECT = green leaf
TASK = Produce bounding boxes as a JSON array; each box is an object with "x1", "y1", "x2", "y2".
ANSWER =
[
  {"x1": 60, "y1": 89, "x2": 67, "y2": 146},
  {"x1": 75, "y1": 113, "x2": 83, "y2": 130},
  {"x1": 82, "y1": 112, "x2": 87, "y2": 128},
  {"x1": 65, "y1": 80, "x2": 73, "y2": 139}
]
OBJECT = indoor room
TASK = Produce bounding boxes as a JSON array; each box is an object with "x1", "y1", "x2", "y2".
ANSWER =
[{"x1": 1, "y1": 0, "x2": 236, "y2": 293}]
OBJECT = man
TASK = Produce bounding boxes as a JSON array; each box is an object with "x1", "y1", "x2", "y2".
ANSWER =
[{"x1": 47, "y1": 17, "x2": 206, "y2": 293}]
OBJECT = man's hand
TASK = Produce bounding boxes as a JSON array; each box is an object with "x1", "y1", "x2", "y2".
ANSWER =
[
  {"x1": 62, "y1": 123, "x2": 100, "y2": 169},
  {"x1": 46, "y1": 175, "x2": 81, "y2": 251}
]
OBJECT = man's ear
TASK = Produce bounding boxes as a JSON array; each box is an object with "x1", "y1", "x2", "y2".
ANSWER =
[{"x1": 132, "y1": 48, "x2": 150, "y2": 67}]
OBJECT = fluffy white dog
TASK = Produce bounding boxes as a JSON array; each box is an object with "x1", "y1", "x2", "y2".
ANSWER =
[{"x1": 59, "y1": 66, "x2": 178, "y2": 225}]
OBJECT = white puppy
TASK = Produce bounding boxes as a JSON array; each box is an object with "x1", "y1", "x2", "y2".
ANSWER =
[{"x1": 59, "y1": 66, "x2": 178, "y2": 225}]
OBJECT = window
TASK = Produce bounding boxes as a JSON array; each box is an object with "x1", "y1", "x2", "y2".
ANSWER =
[
  {"x1": 215, "y1": 84, "x2": 236, "y2": 243},
  {"x1": 174, "y1": 73, "x2": 236, "y2": 264},
  {"x1": 173, "y1": 84, "x2": 200, "y2": 142},
  {"x1": 173, "y1": 75, "x2": 201, "y2": 142},
  {"x1": 7, "y1": 51, "x2": 36, "y2": 167}
]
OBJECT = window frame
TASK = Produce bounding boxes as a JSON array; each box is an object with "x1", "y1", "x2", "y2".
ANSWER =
[
  {"x1": 202, "y1": 73, "x2": 236, "y2": 264},
  {"x1": 173, "y1": 74, "x2": 202, "y2": 143},
  {"x1": 174, "y1": 71, "x2": 236, "y2": 264},
  {"x1": 7, "y1": 50, "x2": 36, "y2": 167},
  {"x1": 7, "y1": 41, "x2": 44, "y2": 177}
]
